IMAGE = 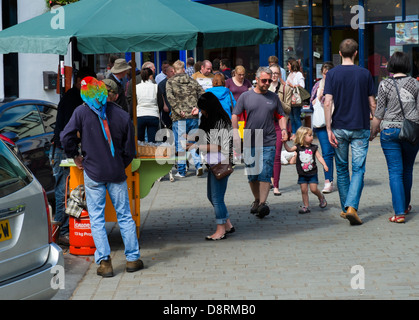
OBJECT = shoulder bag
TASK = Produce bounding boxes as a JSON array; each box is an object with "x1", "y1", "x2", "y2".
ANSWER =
[
  {"x1": 393, "y1": 78, "x2": 419, "y2": 145},
  {"x1": 209, "y1": 162, "x2": 234, "y2": 180},
  {"x1": 208, "y1": 151, "x2": 234, "y2": 180},
  {"x1": 312, "y1": 98, "x2": 326, "y2": 128}
]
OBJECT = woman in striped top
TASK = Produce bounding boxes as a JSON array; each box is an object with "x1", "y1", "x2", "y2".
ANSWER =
[{"x1": 371, "y1": 51, "x2": 419, "y2": 223}]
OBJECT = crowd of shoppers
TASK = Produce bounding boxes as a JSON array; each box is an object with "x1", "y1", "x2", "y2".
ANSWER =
[{"x1": 54, "y1": 38, "x2": 419, "y2": 277}]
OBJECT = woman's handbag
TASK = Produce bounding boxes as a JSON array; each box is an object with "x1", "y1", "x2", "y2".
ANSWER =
[
  {"x1": 291, "y1": 86, "x2": 302, "y2": 105},
  {"x1": 299, "y1": 87, "x2": 311, "y2": 102},
  {"x1": 393, "y1": 78, "x2": 419, "y2": 145},
  {"x1": 209, "y1": 162, "x2": 234, "y2": 180},
  {"x1": 312, "y1": 98, "x2": 326, "y2": 128}
]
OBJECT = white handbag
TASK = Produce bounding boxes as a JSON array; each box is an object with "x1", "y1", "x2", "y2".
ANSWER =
[
  {"x1": 291, "y1": 86, "x2": 302, "y2": 105},
  {"x1": 312, "y1": 98, "x2": 326, "y2": 128}
]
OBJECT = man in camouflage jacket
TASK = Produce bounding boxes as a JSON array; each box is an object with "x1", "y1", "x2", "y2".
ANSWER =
[{"x1": 166, "y1": 60, "x2": 205, "y2": 177}]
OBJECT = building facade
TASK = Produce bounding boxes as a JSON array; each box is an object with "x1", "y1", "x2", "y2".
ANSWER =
[
  {"x1": 196, "y1": 0, "x2": 419, "y2": 91},
  {"x1": 1, "y1": 0, "x2": 418, "y2": 102}
]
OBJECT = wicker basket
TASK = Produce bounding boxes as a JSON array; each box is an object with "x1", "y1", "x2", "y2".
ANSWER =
[{"x1": 138, "y1": 145, "x2": 172, "y2": 158}]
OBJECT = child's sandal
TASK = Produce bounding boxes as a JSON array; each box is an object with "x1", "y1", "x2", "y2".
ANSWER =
[
  {"x1": 389, "y1": 215, "x2": 405, "y2": 223},
  {"x1": 298, "y1": 206, "x2": 310, "y2": 214}
]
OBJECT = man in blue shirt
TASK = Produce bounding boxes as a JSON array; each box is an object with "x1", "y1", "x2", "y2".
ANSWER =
[{"x1": 324, "y1": 39, "x2": 376, "y2": 226}]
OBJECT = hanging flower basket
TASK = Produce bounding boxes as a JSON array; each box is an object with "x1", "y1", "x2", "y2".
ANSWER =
[{"x1": 46, "y1": 0, "x2": 79, "y2": 9}]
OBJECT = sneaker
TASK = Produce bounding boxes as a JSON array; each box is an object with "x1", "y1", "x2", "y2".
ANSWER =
[
  {"x1": 126, "y1": 259, "x2": 144, "y2": 272},
  {"x1": 319, "y1": 196, "x2": 327, "y2": 208},
  {"x1": 196, "y1": 166, "x2": 204, "y2": 176},
  {"x1": 250, "y1": 200, "x2": 260, "y2": 214},
  {"x1": 256, "y1": 202, "x2": 270, "y2": 218},
  {"x1": 97, "y1": 258, "x2": 114, "y2": 277},
  {"x1": 298, "y1": 206, "x2": 310, "y2": 214},
  {"x1": 175, "y1": 172, "x2": 185, "y2": 178},
  {"x1": 322, "y1": 182, "x2": 333, "y2": 193}
]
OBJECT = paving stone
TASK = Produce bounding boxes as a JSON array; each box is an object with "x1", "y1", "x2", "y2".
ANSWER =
[{"x1": 70, "y1": 138, "x2": 419, "y2": 300}]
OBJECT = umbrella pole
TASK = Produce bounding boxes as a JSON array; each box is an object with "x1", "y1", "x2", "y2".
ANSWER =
[{"x1": 131, "y1": 52, "x2": 138, "y2": 142}]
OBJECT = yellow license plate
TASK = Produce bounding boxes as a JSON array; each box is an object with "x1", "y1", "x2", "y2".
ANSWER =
[{"x1": 0, "y1": 220, "x2": 12, "y2": 242}]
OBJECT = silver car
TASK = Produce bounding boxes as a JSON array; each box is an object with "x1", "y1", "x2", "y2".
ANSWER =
[{"x1": 0, "y1": 140, "x2": 64, "y2": 300}]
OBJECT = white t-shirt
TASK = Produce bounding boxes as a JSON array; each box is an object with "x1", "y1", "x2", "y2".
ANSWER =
[
  {"x1": 136, "y1": 80, "x2": 159, "y2": 118},
  {"x1": 286, "y1": 71, "x2": 305, "y2": 88}
]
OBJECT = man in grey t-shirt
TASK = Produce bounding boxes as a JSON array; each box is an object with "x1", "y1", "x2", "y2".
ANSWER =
[{"x1": 232, "y1": 67, "x2": 288, "y2": 218}]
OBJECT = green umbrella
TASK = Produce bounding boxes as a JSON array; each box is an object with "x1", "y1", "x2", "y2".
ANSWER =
[
  {"x1": 0, "y1": 0, "x2": 278, "y2": 144},
  {"x1": 0, "y1": 0, "x2": 278, "y2": 55}
]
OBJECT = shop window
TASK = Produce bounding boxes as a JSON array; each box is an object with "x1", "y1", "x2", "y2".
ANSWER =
[
  {"x1": 365, "y1": 0, "x2": 401, "y2": 22},
  {"x1": 283, "y1": 0, "x2": 309, "y2": 26},
  {"x1": 312, "y1": 0, "x2": 324, "y2": 26},
  {"x1": 366, "y1": 24, "x2": 392, "y2": 88},
  {"x1": 283, "y1": 29, "x2": 310, "y2": 88},
  {"x1": 366, "y1": 22, "x2": 419, "y2": 89},
  {"x1": 406, "y1": 0, "x2": 419, "y2": 17},
  {"x1": 330, "y1": 0, "x2": 358, "y2": 26},
  {"x1": 204, "y1": 45, "x2": 259, "y2": 80},
  {"x1": 205, "y1": 1, "x2": 259, "y2": 79},
  {"x1": 210, "y1": 1, "x2": 258, "y2": 19},
  {"x1": 312, "y1": 29, "x2": 325, "y2": 80},
  {"x1": 330, "y1": 28, "x2": 359, "y2": 65}
]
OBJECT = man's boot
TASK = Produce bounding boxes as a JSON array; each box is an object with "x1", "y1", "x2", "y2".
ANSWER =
[
  {"x1": 97, "y1": 258, "x2": 114, "y2": 277},
  {"x1": 345, "y1": 206, "x2": 363, "y2": 225},
  {"x1": 126, "y1": 259, "x2": 144, "y2": 273}
]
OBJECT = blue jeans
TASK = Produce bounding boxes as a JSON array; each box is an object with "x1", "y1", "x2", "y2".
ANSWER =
[
  {"x1": 244, "y1": 146, "x2": 276, "y2": 183},
  {"x1": 137, "y1": 116, "x2": 160, "y2": 143},
  {"x1": 314, "y1": 127, "x2": 334, "y2": 182},
  {"x1": 83, "y1": 172, "x2": 140, "y2": 265},
  {"x1": 207, "y1": 170, "x2": 230, "y2": 225},
  {"x1": 50, "y1": 147, "x2": 69, "y2": 236},
  {"x1": 172, "y1": 118, "x2": 202, "y2": 175},
  {"x1": 380, "y1": 128, "x2": 419, "y2": 215},
  {"x1": 290, "y1": 106, "x2": 302, "y2": 134},
  {"x1": 333, "y1": 129, "x2": 370, "y2": 212}
]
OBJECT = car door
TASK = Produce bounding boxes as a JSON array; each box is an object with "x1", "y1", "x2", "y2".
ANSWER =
[
  {"x1": 0, "y1": 102, "x2": 57, "y2": 199},
  {"x1": 0, "y1": 140, "x2": 55, "y2": 289}
]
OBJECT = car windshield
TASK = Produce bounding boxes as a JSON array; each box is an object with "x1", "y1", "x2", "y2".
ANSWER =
[{"x1": 0, "y1": 142, "x2": 32, "y2": 197}]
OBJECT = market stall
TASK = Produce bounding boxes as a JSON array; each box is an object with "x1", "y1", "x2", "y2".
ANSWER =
[{"x1": 0, "y1": 0, "x2": 278, "y2": 239}]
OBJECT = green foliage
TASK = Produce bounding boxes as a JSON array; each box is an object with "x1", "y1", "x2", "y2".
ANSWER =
[{"x1": 46, "y1": 0, "x2": 79, "y2": 9}]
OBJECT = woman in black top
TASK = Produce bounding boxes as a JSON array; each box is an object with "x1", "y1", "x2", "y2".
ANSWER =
[{"x1": 190, "y1": 92, "x2": 234, "y2": 240}]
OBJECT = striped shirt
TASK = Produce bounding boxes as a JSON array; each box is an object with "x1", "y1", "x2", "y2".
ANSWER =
[{"x1": 375, "y1": 76, "x2": 419, "y2": 130}]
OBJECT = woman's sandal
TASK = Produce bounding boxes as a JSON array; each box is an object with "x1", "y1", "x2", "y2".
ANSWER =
[{"x1": 389, "y1": 215, "x2": 405, "y2": 223}]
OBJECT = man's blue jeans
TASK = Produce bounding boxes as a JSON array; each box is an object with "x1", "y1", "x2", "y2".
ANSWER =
[
  {"x1": 84, "y1": 172, "x2": 140, "y2": 265},
  {"x1": 172, "y1": 118, "x2": 202, "y2": 175},
  {"x1": 333, "y1": 129, "x2": 370, "y2": 212},
  {"x1": 50, "y1": 147, "x2": 69, "y2": 236},
  {"x1": 314, "y1": 127, "x2": 335, "y2": 182},
  {"x1": 380, "y1": 128, "x2": 419, "y2": 215},
  {"x1": 207, "y1": 170, "x2": 230, "y2": 225}
]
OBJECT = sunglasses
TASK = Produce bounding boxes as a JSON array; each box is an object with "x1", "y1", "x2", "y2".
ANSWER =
[{"x1": 259, "y1": 78, "x2": 273, "y2": 84}]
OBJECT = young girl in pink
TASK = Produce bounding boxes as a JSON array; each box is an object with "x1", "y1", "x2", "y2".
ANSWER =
[{"x1": 284, "y1": 127, "x2": 328, "y2": 213}]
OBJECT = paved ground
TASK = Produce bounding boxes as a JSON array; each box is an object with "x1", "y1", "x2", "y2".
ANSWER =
[{"x1": 66, "y1": 137, "x2": 419, "y2": 300}]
